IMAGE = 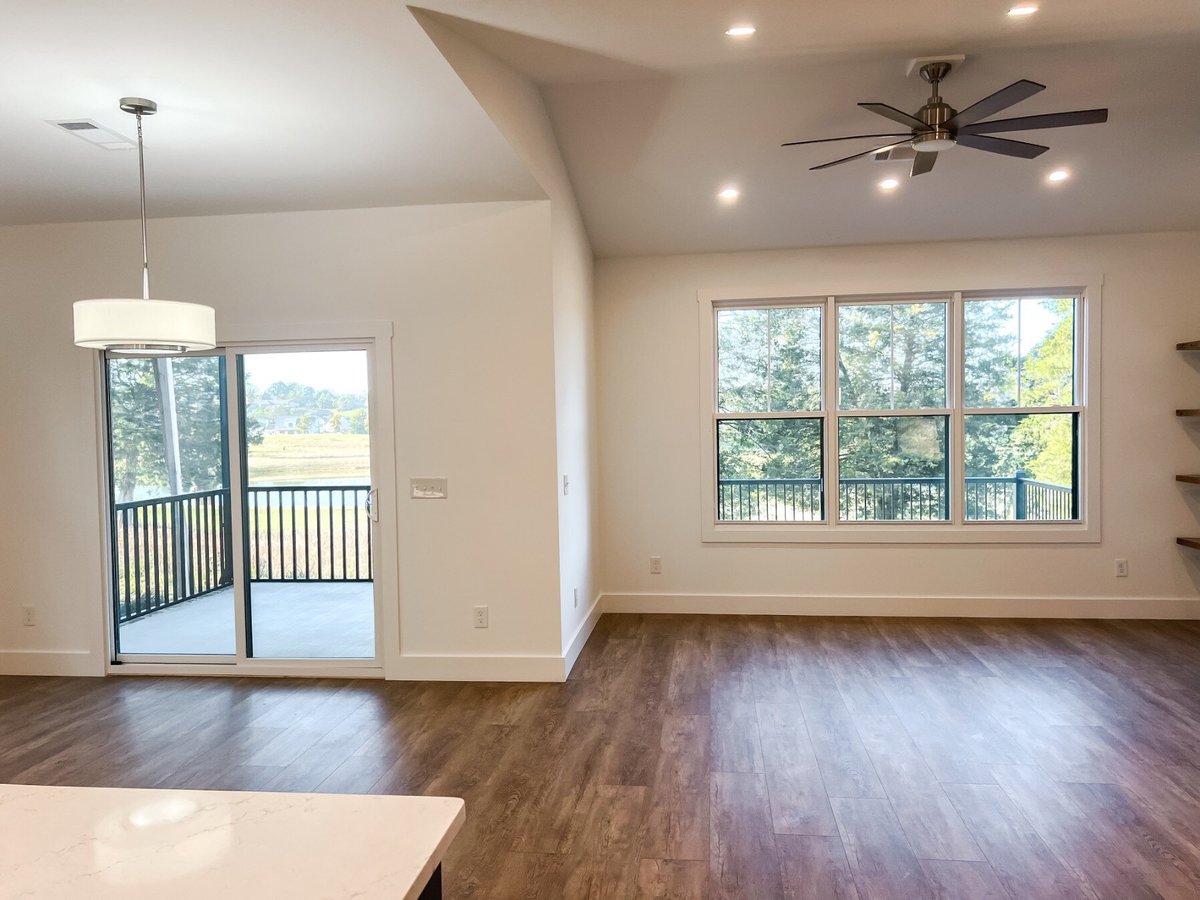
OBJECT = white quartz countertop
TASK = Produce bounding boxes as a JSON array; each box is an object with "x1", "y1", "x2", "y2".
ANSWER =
[{"x1": 0, "y1": 783, "x2": 465, "y2": 899}]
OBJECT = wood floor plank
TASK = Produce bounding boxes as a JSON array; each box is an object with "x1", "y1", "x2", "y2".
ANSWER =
[
  {"x1": 559, "y1": 784, "x2": 648, "y2": 899},
  {"x1": 710, "y1": 700, "x2": 764, "y2": 774},
  {"x1": 314, "y1": 753, "x2": 394, "y2": 794},
  {"x1": 793, "y1": 682, "x2": 886, "y2": 800},
  {"x1": 918, "y1": 859, "x2": 1009, "y2": 900},
  {"x1": 666, "y1": 638, "x2": 712, "y2": 714},
  {"x1": 886, "y1": 670, "x2": 1031, "y2": 776},
  {"x1": 911, "y1": 622, "x2": 999, "y2": 678},
  {"x1": 595, "y1": 639, "x2": 671, "y2": 787},
  {"x1": 640, "y1": 714, "x2": 711, "y2": 861},
  {"x1": 1063, "y1": 780, "x2": 1200, "y2": 898},
  {"x1": 710, "y1": 772, "x2": 783, "y2": 899},
  {"x1": 757, "y1": 702, "x2": 838, "y2": 836},
  {"x1": 830, "y1": 796, "x2": 934, "y2": 900},
  {"x1": 943, "y1": 782, "x2": 1090, "y2": 899},
  {"x1": 1117, "y1": 763, "x2": 1200, "y2": 858},
  {"x1": 509, "y1": 712, "x2": 608, "y2": 854},
  {"x1": 777, "y1": 834, "x2": 861, "y2": 900},
  {"x1": 483, "y1": 851, "x2": 566, "y2": 899},
  {"x1": 854, "y1": 714, "x2": 985, "y2": 861},
  {"x1": 873, "y1": 620, "x2": 945, "y2": 673},
  {"x1": 636, "y1": 859, "x2": 708, "y2": 898},
  {"x1": 990, "y1": 763, "x2": 1155, "y2": 900},
  {"x1": 746, "y1": 619, "x2": 801, "y2": 705}
]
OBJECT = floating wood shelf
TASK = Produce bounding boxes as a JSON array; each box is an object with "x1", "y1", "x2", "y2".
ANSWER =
[
  {"x1": 1177, "y1": 475, "x2": 1200, "y2": 484},
  {"x1": 1177, "y1": 410, "x2": 1200, "y2": 417},
  {"x1": 1177, "y1": 341, "x2": 1200, "y2": 351},
  {"x1": 1177, "y1": 537, "x2": 1200, "y2": 550}
]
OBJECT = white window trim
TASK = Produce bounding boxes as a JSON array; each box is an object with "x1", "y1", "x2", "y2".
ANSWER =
[{"x1": 698, "y1": 276, "x2": 1102, "y2": 544}]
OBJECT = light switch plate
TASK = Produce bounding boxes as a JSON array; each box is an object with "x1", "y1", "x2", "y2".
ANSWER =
[{"x1": 411, "y1": 477, "x2": 448, "y2": 499}]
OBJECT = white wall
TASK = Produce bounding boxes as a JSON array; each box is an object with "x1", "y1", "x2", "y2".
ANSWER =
[
  {"x1": 417, "y1": 11, "x2": 600, "y2": 661},
  {"x1": 596, "y1": 231, "x2": 1200, "y2": 618},
  {"x1": 0, "y1": 201, "x2": 569, "y2": 677}
]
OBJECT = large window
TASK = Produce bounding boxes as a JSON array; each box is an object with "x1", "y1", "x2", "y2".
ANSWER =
[{"x1": 704, "y1": 286, "x2": 1095, "y2": 542}]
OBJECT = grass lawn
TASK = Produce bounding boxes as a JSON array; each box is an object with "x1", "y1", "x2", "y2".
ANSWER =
[{"x1": 246, "y1": 433, "x2": 370, "y2": 483}]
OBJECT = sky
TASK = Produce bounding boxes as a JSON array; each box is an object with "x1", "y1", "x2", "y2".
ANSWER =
[{"x1": 242, "y1": 350, "x2": 368, "y2": 394}]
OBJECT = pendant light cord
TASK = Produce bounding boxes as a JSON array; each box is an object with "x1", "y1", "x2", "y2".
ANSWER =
[{"x1": 136, "y1": 110, "x2": 149, "y2": 301}]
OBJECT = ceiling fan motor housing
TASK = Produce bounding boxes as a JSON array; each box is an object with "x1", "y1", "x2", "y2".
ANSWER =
[{"x1": 913, "y1": 62, "x2": 957, "y2": 151}]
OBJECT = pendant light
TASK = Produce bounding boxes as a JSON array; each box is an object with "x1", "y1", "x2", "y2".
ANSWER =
[{"x1": 73, "y1": 97, "x2": 215, "y2": 354}]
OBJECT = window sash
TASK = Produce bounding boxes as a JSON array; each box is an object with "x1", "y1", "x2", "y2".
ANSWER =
[
  {"x1": 710, "y1": 289, "x2": 1086, "y2": 528},
  {"x1": 836, "y1": 299, "x2": 951, "y2": 412},
  {"x1": 962, "y1": 295, "x2": 1080, "y2": 410}
]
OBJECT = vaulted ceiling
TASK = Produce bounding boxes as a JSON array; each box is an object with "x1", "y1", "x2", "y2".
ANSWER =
[{"x1": 3, "y1": 0, "x2": 1198, "y2": 256}]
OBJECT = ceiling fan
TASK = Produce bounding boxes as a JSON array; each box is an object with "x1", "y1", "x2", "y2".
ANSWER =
[{"x1": 783, "y1": 62, "x2": 1108, "y2": 176}]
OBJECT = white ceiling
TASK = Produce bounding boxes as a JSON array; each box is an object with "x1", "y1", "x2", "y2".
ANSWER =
[
  {"x1": 420, "y1": 1, "x2": 1200, "y2": 256},
  {"x1": 4, "y1": 0, "x2": 1199, "y2": 257},
  {"x1": 538, "y1": 36, "x2": 1200, "y2": 256},
  {"x1": 421, "y1": 0, "x2": 1199, "y2": 78},
  {"x1": 0, "y1": 0, "x2": 542, "y2": 226}
]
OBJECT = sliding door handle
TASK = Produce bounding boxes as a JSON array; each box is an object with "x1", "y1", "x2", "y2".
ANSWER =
[{"x1": 367, "y1": 488, "x2": 379, "y2": 523}]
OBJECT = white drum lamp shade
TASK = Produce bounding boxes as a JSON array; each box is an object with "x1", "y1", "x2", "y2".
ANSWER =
[
  {"x1": 72, "y1": 97, "x2": 216, "y2": 355},
  {"x1": 73, "y1": 298, "x2": 216, "y2": 354}
]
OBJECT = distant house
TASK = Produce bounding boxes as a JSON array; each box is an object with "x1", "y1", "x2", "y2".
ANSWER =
[{"x1": 267, "y1": 415, "x2": 302, "y2": 435}]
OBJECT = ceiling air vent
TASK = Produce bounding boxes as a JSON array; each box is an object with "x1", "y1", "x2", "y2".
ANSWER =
[{"x1": 49, "y1": 119, "x2": 136, "y2": 149}]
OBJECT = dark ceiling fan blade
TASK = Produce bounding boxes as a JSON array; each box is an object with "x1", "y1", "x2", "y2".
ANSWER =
[
  {"x1": 958, "y1": 108, "x2": 1108, "y2": 135},
  {"x1": 911, "y1": 152, "x2": 937, "y2": 176},
  {"x1": 811, "y1": 140, "x2": 909, "y2": 171},
  {"x1": 945, "y1": 80, "x2": 1045, "y2": 129},
  {"x1": 956, "y1": 133, "x2": 1049, "y2": 158},
  {"x1": 782, "y1": 132, "x2": 910, "y2": 147},
  {"x1": 858, "y1": 103, "x2": 929, "y2": 131}
]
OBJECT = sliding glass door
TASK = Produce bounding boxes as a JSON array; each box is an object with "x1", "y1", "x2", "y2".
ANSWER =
[
  {"x1": 239, "y1": 350, "x2": 376, "y2": 659},
  {"x1": 108, "y1": 354, "x2": 235, "y2": 657},
  {"x1": 105, "y1": 344, "x2": 379, "y2": 667}
]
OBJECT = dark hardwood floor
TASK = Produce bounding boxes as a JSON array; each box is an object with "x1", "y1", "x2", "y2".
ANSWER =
[{"x1": 3, "y1": 615, "x2": 1200, "y2": 898}]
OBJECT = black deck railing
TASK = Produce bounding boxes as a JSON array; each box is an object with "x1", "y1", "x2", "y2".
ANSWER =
[
  {"x1": 113, "y1": 489, "x2": 233, "y2": 623},
  {"x1": 246, "y1": 485, "x2": 372, "y2": 583},
  {"x1": 113, "y1": 484, "x2": 371, "y2": 624},
  {"x1": 718, "y1": 473, "x2": 1074, "y2": 523}
]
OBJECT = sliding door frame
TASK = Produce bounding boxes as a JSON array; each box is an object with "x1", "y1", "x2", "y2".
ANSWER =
[{"x1": 100, "y1": 321, "x2": 397, "y2": 678}]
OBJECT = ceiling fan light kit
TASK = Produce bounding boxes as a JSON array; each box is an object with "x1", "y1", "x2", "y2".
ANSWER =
[
  {"x1": 783, "y1": 61, "x2": 1108, "y2": 178},
  {"x1": 73, "y1": 97, "x2": 216, "y2": 355}
]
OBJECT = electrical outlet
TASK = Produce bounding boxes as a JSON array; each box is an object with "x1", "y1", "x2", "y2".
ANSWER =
[
  {"x1": 1115, "y1": 558, "x2": 1129, "y2": 577},
  {"x1": 573, "y1": 587, "x2": 579, "y2": 608},
  {"x1": 650, "y1": 556, "x2": 662, "y2": 575},
  {"x1": 21, "y1": 606, "x2": 35, "y2": 627},
  {"x1": 473, "y1": 605, "x2": 489, "y2": 628}
]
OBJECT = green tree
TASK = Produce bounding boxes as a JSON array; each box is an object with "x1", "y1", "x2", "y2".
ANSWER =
[
  {"x1": 108, "y1": 357, "x2": 231, "y2": 502},
  {"x1": 1011, "y1": 298, "x2": 1075, "y2": 485}
]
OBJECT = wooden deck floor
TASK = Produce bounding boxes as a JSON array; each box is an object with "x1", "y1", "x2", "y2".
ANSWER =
[{"x1": 3, "y1": 614, "x2": 1200, "y2": 898}]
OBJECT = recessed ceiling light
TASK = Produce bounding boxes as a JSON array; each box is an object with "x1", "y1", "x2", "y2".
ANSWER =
[
  {"x1": 718, "y1": 186, "x2": 741, "y2": 202},
  {"x1": 725, "y1": 24, "x2": 756, "y2": 37},
  {"x1": 1007, "y1": 4, "x2": 1039, "y2": 16},
  {"x1": 879, "y1": 178, "x2": 900, "y2": 191},
  {"x1": 1047, "y1": 169, "x2": 1070, "y2": 182}
]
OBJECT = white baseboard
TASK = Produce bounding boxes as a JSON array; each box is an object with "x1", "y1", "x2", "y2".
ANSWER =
[
  {"x1": 601, "y1": 592, "x2": 1200, "y2": 619},
  {"x1": 387, "y1": 653, "x2": 569, "y2": 683},
  {"x1": 0, "y1": 649, "x2": 102, "y2": 677},
  {"x1": 563, "y1": 594, "x2": 603, "y2": 678}
]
